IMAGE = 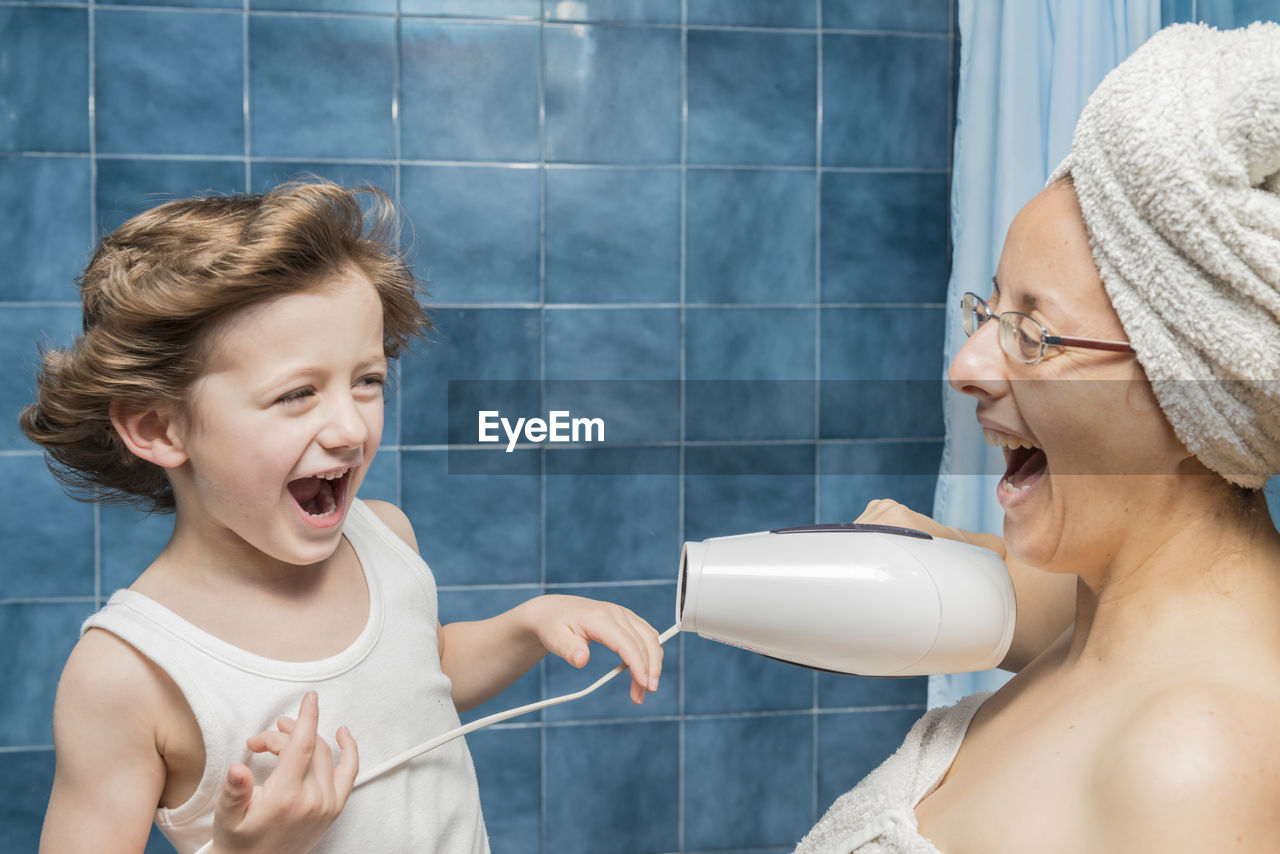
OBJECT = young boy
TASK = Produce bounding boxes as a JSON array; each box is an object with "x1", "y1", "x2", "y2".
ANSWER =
[{"x1": 24, "y1": 182, "x2": 663, "y2": 853}]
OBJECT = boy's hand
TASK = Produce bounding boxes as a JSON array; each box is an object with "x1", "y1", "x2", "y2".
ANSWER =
[
  {"x1": 528, "y1": 595, "x2": 664, "y2": 705},
  {"x1": 209, "y1": 692, "x2": 358, "y2": 854}
]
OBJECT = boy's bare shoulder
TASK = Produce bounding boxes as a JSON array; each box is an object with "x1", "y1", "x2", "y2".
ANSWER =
[
  {"x1": 58, "y1": 627, "x2": 173, "y2": 733},
  {"x1": 1092, "y1": 681, "x2": 1280, "y2": 852},
  {"x1": 362, "y1": 499, "x2": 420, "y2": 552},
  {"x1": 43, "y1": 629, "x2": 186, "y2": 850}
]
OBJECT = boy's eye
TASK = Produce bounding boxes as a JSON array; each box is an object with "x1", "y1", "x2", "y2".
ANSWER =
[
  {"x1": 276, "y1": 387, "x2": 314, "y2": 405},
  {"x1": 358, "y1": 374, "x2": 386, "y2": 389}
]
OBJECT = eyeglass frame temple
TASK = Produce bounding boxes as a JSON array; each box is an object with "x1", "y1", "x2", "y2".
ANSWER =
[{"x1": 1042, "y1": 333, "x2": 1135, "y2": 354}]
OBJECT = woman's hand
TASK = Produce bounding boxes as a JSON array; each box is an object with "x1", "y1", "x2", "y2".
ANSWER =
[
  {"x1": 209, "y1": 692, "x2": 358, "y2": 854},
  {"x1": 525, "y1": 595, "x2": 664, "y2": 705},
  {"x1": 856, "y1": 498, "x2": 1006, "y2": 555}
]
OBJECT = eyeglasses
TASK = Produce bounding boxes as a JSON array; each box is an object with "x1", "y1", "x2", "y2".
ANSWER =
[{"x1": 961, "y1": 292, "x2": 1135, "y2": 365}]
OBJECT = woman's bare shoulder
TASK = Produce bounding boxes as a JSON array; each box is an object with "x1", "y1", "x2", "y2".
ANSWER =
[{"x1": 1091, "y1": 680, "x2": 1280, "y2": 853}]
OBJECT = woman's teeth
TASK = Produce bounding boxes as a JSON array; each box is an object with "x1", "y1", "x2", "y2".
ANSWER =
[{"x1": 983, "y1": 428, "x2": 1038, "y2": 450}]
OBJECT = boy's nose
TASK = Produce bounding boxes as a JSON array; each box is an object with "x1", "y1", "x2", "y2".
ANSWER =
[
  {"x1": 947, "y1": 320, "x2": 1010, "y2": 402},
  {"x1": 320, "y1": 395, "x2": 370, "y2": 449}
]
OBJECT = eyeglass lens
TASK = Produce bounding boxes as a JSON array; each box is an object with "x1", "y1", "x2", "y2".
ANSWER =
[
  {"x1": 962, "y1": 293, "x2": 1045, "y2": 364},
  {"x1": 999, "y1": 314, "x2": 1043, "y2": 363}
]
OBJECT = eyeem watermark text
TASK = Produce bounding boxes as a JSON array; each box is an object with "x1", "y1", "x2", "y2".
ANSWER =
[{"x1": 478, "y1": 410, "x2": 606, "y2": 452}]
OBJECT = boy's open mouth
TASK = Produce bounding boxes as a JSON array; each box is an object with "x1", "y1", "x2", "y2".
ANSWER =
[{"x1": 287, "y1": 468, "x2": 351, "y2": 519}]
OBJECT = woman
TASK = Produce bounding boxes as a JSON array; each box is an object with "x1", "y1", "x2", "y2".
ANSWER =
[{"x1": 796, "y1": 23, "x2": 1280, "y2": 854}]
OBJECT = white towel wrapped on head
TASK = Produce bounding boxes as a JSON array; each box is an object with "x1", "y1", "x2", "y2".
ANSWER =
[{"x1": 1049, "y1": 22, "x2": 1280, "y2": 489}]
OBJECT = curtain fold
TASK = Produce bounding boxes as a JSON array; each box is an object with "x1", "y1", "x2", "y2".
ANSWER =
[{"x1": 928, "y1": 0, "x2": 1160, "y2": 709}]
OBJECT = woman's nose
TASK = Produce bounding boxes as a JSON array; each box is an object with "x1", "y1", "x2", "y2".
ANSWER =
[{"x1": 948, "y1": 318, "x2": 1010, "y2": 401}]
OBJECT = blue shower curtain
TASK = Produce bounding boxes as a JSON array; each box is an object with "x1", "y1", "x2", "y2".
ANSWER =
[{"x1": 928, "y1": 0, "x2": 1160, "y2": 708}]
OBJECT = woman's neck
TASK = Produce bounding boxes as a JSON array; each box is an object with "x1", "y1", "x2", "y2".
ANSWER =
[{"x1": 1064, "y1": 489, "x2": 1280, "y2": 667}]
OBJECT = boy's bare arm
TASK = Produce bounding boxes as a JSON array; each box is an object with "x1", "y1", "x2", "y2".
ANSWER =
[
  {"x1": 363, "y1": 500, "x2": 664, "y2": 711},
  {"x1": 40, "y1": 631, "x2": 169, "y2": 854},
  {"x1": 438, "y1": 595, "x2": 663, "y2": 711}
]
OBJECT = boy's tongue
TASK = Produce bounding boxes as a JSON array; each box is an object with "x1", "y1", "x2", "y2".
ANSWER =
[{"x1": 288, "y1": 476, "x2": 331, "y2": 514}]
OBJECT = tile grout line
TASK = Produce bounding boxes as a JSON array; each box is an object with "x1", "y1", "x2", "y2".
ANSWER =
[
  {"x1": 811, "y1": 0, "x2": 823, "y2": 823},
  {"x1": 0, "y1": 1, "x2": 956, "y2": 37},
  {"x1": 677, "y1": 0, "x2": 688, "y2": 848},
  {"x1": 28, "y1": 149, "x2": 947, "y2": 176},
  {"x1": 87, "y1": 0, "x2": 101, "y2": 609},
  {"x1": 87, "y1": 0, "x2": 96, "y2": 238},
  {"x1": 242, "y1": 0, "x2": 250, "y2": 190},
  {"x1": 392, "y1": 0, "x2": 403, "y2": 509},
  {"x1": 812, "y1": 2, "x2": 824, "y2": 526},
  {"x1": 536, "y1": 6, "x2": 548, "y2": 850}
]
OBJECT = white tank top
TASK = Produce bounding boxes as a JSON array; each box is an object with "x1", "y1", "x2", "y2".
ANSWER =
[{"x1": 82, "y1": 499, "x2": 490, "y2": 854}]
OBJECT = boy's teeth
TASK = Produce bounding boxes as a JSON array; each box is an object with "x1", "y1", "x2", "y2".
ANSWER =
[
  {"x1": 318, "y1": 468, "x2": 347, "y2": 480},
  {"x1": 983, "y1": 429, "x2": 1038, "y2": 450}
]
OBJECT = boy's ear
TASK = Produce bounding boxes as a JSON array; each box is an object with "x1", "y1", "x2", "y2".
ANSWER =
[{"x1": 109, "y1": 401, "x2": 188, "y2": 469}]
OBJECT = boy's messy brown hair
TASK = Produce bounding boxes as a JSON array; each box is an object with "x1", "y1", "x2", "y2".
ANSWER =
[{"x1": 20, "y1": 181, "x2": 430, "y2": 512}]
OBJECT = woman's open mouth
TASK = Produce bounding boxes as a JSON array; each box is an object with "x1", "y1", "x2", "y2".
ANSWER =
[
  {"x1": 287, "y1": 467, "x2": 352, "y2": 523},
  {"x1": 984, "y1": 429, "x2": 1048, "y2": 505}
]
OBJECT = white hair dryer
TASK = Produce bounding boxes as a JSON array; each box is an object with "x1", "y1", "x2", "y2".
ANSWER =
[
  {"x1": 341, "y1": 521, "x2": 1013, "y2": 802},
  {"x1": 677, "y1": 523, "x2": 1016, "y2": 676}
]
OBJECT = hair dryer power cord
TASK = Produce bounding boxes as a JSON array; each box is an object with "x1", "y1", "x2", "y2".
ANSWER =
[{"x1": 354, "y1": 622, "x2": 682, "y2": 788}]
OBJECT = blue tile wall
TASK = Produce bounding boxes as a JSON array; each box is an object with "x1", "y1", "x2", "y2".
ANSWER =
[
  {"x1": 547, "y1": 0, "x2": 682, "y2": 24},
  {"x1": 464, "y1": 726, "x2": 542, "y2": 850},
  {"x1": 1198, "y1": 0, "x2": 1280, "y2": 27},
  {"x1": 545, "y1": 166, "x2": 682, "y2": 304},
  {"x1": 401, "y1": 165, "x2": 542, "y2": 303},
  {"x1": 400, "y1": 21, "x2": 540, "y2": 162},
  {"x1": 686, "y1": 29, "x2": 817, "y2": 166},
  {"x1": 96, "y1": 158, "x2": 246, "y2": 234},
  {"x1": 822, "y1": 33, "x2": 951, "y2": 169},
  {"x1": 6, "y1": 1, "x2": 965, "y2": 850},
  {"x1": 685, "y1": 168, "x2": 817, "y2": 304},
  {"x1": 823, "y1": 0, "x2": 951, "y2": 33},
  {"x1": 1, "y1": 157, "x2": 93, "y2": 302},
  {"x1": 688, "y1": 0, "x2": 818, "y2": 29},
  {"x1": 0, "y1": 7, "x2": 88, "y2": 153},
  {"x1": 684, "y1": 714, "x2": 814, "y2": 850},
  {"x1": 95, "y1": 9, "x2": 244, "y2": 156},
  {"x1": 543, "y1": 24, "x2": 682, "y2": 164},
  {"x1": 544, "y1": 720, "x2": 679, "y2": 853},
  {"x1": 821, "y1": 171, "x2": 950, "y2": 303},
  {"x1": 249, "y1": 15, "x2": 396, "y2": 160},
  {"x1": 0, "y1": 750, "x2": 56, "y2": 852},
  {"x1": 403, "y1": 0, "x2": 538, "y2": 18}
]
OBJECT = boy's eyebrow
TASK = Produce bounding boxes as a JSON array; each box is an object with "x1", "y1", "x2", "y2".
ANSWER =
[
  {"x1": 252, "y1": 367, "x2": 312, "y2": 395},
  {"x1": 254, "y1": 354, "x2": 388, "y2": 393}
]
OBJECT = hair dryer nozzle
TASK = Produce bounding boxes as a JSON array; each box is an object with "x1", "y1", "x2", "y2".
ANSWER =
[{"x1": 676, "y1": 526, "x2": 1015, "y2": 676}]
